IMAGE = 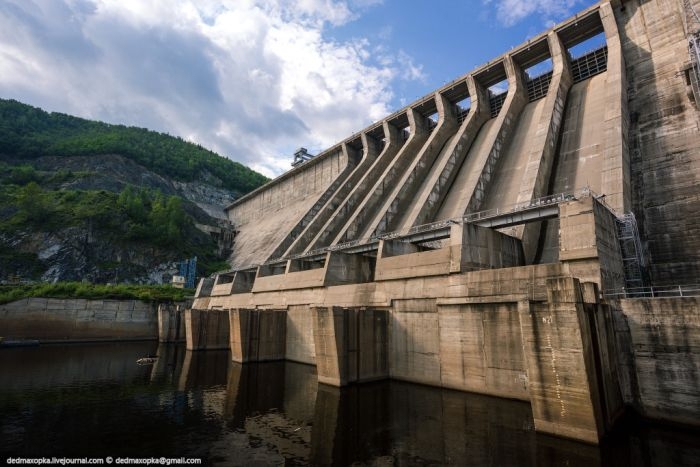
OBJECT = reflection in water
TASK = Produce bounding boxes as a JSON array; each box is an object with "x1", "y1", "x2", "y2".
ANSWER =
[{"x1": 1, "y1": 343, "x2": 699, "y2": 466}]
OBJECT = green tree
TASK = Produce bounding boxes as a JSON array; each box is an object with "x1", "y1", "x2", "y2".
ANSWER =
[{"x1": 17, "y1": 182, "x2": 51, "y2": 222}]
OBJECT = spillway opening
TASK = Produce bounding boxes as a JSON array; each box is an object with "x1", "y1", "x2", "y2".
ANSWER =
[
  {"x1": 257, "y1": 262, "x2": 287, "y2": 277},
  {"x1": 567, "y1": 31, "x2": 608, "y2": 83},
  {"x1": 426, "y1": 111, "x2": 439, "y2": 133},
  {"x1": 454, "y1": 96, "x2": 471, "y2": 124},
  {"x1": 401, "y1": 125, "x2": 411, "y2": 142},
  {"x1": 488, "y1": 79, "x2": 508, "y2": 118},
  {"x1": 513, "y1": 36, "x2": 554, "y2": 103},
  {"x1": 524, "y1": 58, "x2": 554, "y2": 102},
  {"x1": 288, "y1": 257, "x2": 325, "y2": 272},
  {"x1": 215, "y1": 273, "x2": 235, "y2": 285}
]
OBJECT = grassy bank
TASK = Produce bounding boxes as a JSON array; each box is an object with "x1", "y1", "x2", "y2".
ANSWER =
[{"x1": 0, "y1": 282, "x2": 194, "y2": 305}]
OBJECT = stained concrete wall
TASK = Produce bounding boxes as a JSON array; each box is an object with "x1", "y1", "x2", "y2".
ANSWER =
[
  {"x1": 335, "y1": 109, "x2": 429, "y2": 243},
  {"x1": 368, "y1": 93, "x2": 459, "y2": 236},
  {"x1": 229, "y1": 308, "x2": 286, "y2": 362},
  {"x1": 615, "y1": 297, "x2": 700, "y2": 427},
  {"x1": 458, "y1": 223, "x2": 525, "y2": 271},
  {"x1": 559, "y1": 197, "x2": 625, "y2": 291},
  {"x1": 439, "y1": 302, "x2": 529, "y2": 400},
  {"x1": 313, "y1": 306, "x2": 389, "y2": 386},
  {"x1": 519, "y1": 278, "x2": 611, "y2": 444},
  {"x1": 389, "y1": 299, "x2": 441, "y2": 386},
  {"x1": 620, "y1": 0, "x2": 700, "y2": 284},
  {"x1": 226, "y1": 149, "x2": 349, "y2": 268},
  {"x1": 158, "y1": 303, "x2": 185, "y2": 342},
  {"x1": 0, "y1": 298, "x2": 157, "y2": 341},
  {"x1": 286, "y1": 305, "x2": 316, "y2": 365},
  {"x1": 185, "y1": 308, "x2": 230, "y2": 351}
]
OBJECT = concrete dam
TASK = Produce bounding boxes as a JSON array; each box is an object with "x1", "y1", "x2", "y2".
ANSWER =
[{"x1": 186, "y1": 0, "x2": 700, "y2": 444}]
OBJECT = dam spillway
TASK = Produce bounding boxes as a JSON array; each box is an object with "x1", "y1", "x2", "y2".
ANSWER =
[{"x1": 190, "y1": 0, "x2": 700, "y2": 445}]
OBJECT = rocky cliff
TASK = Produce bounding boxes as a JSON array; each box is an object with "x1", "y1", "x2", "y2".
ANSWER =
[{"x1": 0, "y1": 99, "x2": 268, "y2": 284}]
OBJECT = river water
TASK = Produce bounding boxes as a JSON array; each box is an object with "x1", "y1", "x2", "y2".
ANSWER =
[{"x1": 1, "y1": 342, "x2": 699, "y2": 466}]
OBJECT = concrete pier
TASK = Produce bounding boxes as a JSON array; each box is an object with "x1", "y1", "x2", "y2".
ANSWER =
[
  {"x1": 313, "y1": 307, "x2": 388, "y2": 386},
  {"x1": 185, "y1": 308, "x2": 229, "y2": 351},
  {"x1": 157, "y1": 303, "x2": 185, "y2": 343},
  {"x1": 518, "y1": 278, "x2": 622, "y2": 444},
  {"x1": 229, "y1": 308, "x2": 286, "y2": 363}
]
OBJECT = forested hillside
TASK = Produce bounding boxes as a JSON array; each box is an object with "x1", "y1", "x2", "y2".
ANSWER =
[
  {"x1": 0, "y1": 99, "x2": 268, "y2": 195},
  {"x1": 0, "y1": 99, "x2": 270, "y2": 284}
]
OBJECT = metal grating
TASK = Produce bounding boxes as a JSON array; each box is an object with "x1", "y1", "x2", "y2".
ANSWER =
[
  {"x1": 489, "y1": 91, "x2": 508, "y2": 118},
  {"x1": 527, "y1": 71, "x2": 553, "y2": 101},
  {"x1": 571, "y1": 46, "x2": 608, "y2": 83},
  {"x1": 456, "y1": 106, "x2": 470, "y2": 124}
]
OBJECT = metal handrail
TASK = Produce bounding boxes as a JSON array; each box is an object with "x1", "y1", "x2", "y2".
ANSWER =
[
  {"x1": 237, "y1": 187, "x2": 602, "y2": 273},
  {"x1": 603, "y1": 285, "x2": 700, "y2": 299}
]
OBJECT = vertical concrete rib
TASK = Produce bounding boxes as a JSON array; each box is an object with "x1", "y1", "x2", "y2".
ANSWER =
[
  {"x1": 401, "y1": 76, "x2": 490, "y2": 229},
  {"x1": 514, "y1": 31, "x2": 574, "y2": 263},
  {"x1": 304, "y1": 121, "x2": 402, "y2": 252},
  {"x1": 599, "y1": 0, "x2": 630, "y2": 213},
  {"x1": 364, "y1": 93, "x2": 459, "y2": 238},
  {"x1": 266, "y1": 143, "x2": 363, "y2": 260},
  {"x1": 463, "y1": 56, "x2": 529, "y2": 215},
  {"x1": 333, "y1": 108, "x2": 430, "y2": 244}
]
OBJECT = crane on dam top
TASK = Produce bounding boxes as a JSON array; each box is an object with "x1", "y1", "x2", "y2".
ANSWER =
[{"x1": 292, "y1": 147, "x2": 314, "y2": 167}]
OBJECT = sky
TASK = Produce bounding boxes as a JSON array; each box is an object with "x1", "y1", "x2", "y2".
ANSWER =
[{"x1": 0, "y1": 0, "x2": 600, "y2": 178}]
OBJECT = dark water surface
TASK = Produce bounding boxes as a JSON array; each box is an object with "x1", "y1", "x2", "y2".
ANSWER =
[{"x1": 1, "y1": 342, "x2": 699, "y2": 466}]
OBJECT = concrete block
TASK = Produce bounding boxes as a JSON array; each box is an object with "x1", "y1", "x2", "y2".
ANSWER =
[
  {"x1": 229, "y1": 308, "x2": 286, "y2": 362},
  {"x1": 158, "y1": 303, "x2": 185, "y2": 342},
  {"x1": 312, "y1": 306, "x2": 388, "y2": 386},
  {"x1": 185, "y1": 308, "x2": 230, "y2": 351},
  {"x1": 286, "y1": 305, "x2": 316, "y2": 364}
]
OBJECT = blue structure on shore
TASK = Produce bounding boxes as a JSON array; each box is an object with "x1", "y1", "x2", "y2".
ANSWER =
[{"x1": 178, "y1": 257, "x2": 197, "y2": 289}]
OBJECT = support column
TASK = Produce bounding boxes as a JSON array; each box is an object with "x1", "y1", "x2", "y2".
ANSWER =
[
  {"x1": 518, "y1": 277, "x2": 609, "y2": 444},
  {"x1": 599, "y1": 0, "x2": 630, "y2": 213},
  {"x1": 465, "y1": 55, "x2": 529, "y2": 214},
  {"x1": 305, "y1": 121, "x2": 401, "y2": 252},
  {"x1": 516, "y1": 31, "x2": 574, "y2": 263},
  {"x1": 334, "y1": 107, "x2": 429, "y2": 244},
  {"x1": 229, "y1": 308, "x2": 287, "y2": 363},
  {"x1": 312, "y1": 306, "x2": 388, "y2": 386},
  {"x1": 185, "y1": 308, "x2": 230, "y2": 351},
  {"x1": 158, "y1": 303, "x2": 185, "y2": 343}
]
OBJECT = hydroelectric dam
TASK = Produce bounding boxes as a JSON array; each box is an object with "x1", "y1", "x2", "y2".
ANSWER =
[{"x1": 181, "y1": 0, "x2": 700, "y2": 444}]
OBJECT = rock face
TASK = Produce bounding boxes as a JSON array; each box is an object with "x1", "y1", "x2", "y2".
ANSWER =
[
  {"x1": 1, "y1": 154, "x2": 238, "y2": 283},
  {"x1": 32, "y1": 154, "x2": 237, "y2": 220}
]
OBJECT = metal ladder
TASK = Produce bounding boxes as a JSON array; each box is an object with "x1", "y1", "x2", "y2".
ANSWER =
[{"x1": 616, "y1": 213, "x2": 646, "y2": 290}]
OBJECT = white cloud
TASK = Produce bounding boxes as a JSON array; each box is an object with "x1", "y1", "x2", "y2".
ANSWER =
[
  {"x1": 484, "y1": 0, "x2": 587, "y2": 27},
  {"x1": 0, "y1": 0, "x2": 425, "y2": 178}
]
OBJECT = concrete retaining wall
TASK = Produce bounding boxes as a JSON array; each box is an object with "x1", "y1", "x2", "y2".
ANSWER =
[
  {"x1": 286, "y1": 305, "x2": 316, "y2": 365},
  {"x1": 0, "y1": 298, "x2": 157, "y2": 342},
  {"x1": 615, "y1": 297, "x2": 700, "y2": 427},
  {"x1": 158, "y1": 303, "x2": 186, "y2": 342}
]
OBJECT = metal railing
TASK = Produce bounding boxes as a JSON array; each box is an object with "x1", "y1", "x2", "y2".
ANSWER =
[
  {"x1": 489, "y1": 91, "x2": 508, "y2": 118},
  {"x1": 461, "y1": 189, "x2": 585, "y2": 223},
  {"x1": 226, "y1": 187, "x2": 599, "y2": 274},
  {"x1": 571, "y1": 46, "x2": 608, "y2": 83},
  {"x1": 604, "y1": 284, "x2": 700, "y2": 299},
  {"x1": 527, "y1": 70, "x2": 553, "y2": 102}
]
